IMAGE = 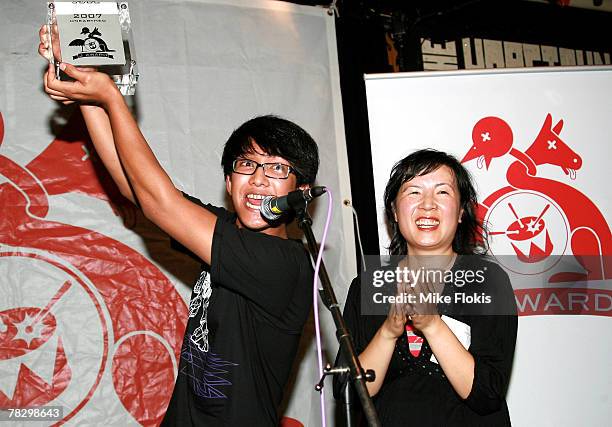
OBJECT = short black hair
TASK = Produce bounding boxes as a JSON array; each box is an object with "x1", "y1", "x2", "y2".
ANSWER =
[
  {"x1": 221, "y1": 115, "x2": 319, "y2": 186},
  {"x1": 383, "y1": 149, "x2": 487, "y2": 256}
]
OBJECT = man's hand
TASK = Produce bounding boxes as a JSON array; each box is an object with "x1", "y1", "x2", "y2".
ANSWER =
[
  {"x1": 39, "y1": 24, "x2": 74, "y2": 105},
  {"x1": 38, "y1": 24, "x2": 59, "y2": 63},
  {"x1": 38, "y1": 25, "x2": 111, "y2": 106},
  {"x1": 44, "y1": 62, "x2": 120, "y2": 107}
]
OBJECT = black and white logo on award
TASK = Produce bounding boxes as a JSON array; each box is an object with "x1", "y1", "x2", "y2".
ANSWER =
[{"x1": 70, "y1": 27, "x2": 116, "y2": 60}]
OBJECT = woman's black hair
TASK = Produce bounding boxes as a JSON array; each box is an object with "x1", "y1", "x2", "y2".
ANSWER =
[
  {"x1": 221, "y1": 115, "x2": 319, "y2": 186},
  {"x1": 383, "y1": 149, "x2": 488, "y2": 256}
]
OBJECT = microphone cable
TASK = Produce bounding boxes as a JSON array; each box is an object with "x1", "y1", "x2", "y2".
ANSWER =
[{"x1": 312, "y1": 187, "x2": 333, "y2": 427}]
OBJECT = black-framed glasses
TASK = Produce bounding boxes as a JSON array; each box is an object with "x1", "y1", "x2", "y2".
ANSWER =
[{"x1": 232, "y1": 158, "x2": 294, "y2": 179}]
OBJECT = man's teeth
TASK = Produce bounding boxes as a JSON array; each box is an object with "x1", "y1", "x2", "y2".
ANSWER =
[{"x1": 246, "y1": 194, "x2": 268, "y2": 210}]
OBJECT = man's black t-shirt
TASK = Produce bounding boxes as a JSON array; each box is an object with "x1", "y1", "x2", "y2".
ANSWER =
[{"x1": 162, "y1": 202, "x2": 313, "y2": 426}]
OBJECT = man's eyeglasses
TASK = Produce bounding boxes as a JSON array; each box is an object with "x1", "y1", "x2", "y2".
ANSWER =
[{"x1": 232, "y1": 158, "x2": 294, "y2": 179}]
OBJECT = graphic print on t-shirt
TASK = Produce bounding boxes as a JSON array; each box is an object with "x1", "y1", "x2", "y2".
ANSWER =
[
  {"x1": 189, "y1": 270, "x2": 212, "y2": 352},
  {"x1": 183, "y1": 269, "x2": 238, "y2": 399},
  {"x1": 181, "y1": 334, "x2": 238, "y2": 399}
]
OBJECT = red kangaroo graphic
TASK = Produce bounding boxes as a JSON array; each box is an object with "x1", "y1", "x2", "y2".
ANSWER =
[
  {"x1": 462, "y1": 114, "x2": 611, "y2": 282},
  {"x1": 0, "y1": 111, "x2": 188, "y2": 425}
]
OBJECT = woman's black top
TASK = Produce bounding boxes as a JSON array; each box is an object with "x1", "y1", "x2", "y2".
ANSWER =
[{"x1": 335, "y1": 255, "x2": 518, "y2": 427}]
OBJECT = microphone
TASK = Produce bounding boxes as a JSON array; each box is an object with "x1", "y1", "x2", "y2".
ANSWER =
[{"x1": 260, "y1": 186, "x2": 327, "y2": 220}]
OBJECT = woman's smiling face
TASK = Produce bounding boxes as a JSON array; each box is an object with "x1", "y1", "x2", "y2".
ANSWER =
[{"x1": 394, "y1": 165, "x2": 463, "y2": 256}]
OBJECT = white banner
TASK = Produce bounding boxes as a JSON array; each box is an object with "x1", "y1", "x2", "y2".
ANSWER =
[
  {"x1": 0, "y1": 0, "x2": 354, "y2": 425},
  {"x1": 365, "y1": 67, "x2": 612, "y2": 426}
]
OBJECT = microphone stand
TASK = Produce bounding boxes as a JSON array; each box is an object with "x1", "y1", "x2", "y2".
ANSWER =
[{"x1": 296, "y1": 206, "x2": 381, "y2": 427}]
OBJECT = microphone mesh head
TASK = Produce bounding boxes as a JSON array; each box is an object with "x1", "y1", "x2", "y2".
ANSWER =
[{"x1": 260, "y1": 195, "x2": 282, "y2": 221}]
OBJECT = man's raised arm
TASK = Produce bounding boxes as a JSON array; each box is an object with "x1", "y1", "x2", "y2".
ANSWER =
[
  {"x1": 41, "y1": 61, "x2": 216, "y2": 264},
  {"x1": 82, "y1": 105, "x2": 136, "y2": 203},
  {"x1": 38, "y1": 25, "x2": 134, "y2": 203}
]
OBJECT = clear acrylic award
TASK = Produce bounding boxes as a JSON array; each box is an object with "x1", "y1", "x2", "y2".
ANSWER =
[{"x1": 46, "y1": 1, "x2": 139, "y2": 95}]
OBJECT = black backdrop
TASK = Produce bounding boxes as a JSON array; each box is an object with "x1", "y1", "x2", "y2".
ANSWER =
[{"x1": 332, "y1": 0, "x2": 612, "y2": 264}]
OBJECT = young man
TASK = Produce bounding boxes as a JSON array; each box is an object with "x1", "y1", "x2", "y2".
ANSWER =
[{"x1": 39, "y1": 39, "x2": 319, "y2": 424}]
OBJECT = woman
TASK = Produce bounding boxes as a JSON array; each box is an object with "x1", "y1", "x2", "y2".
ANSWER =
[{"x1": 339, "y1": 149, "x2": 517, "y2": 426}]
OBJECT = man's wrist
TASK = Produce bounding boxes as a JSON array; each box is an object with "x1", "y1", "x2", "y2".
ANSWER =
[
  {"x1": 80, "y1": 104, "x2": 102, "y2": 112},
  {"x1": 102, "y1": 85, "x2": 124, "y2": 110}
]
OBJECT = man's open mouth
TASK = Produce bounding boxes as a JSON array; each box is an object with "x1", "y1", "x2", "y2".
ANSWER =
[{"x1": 245, "y1": 193, "x2": 269, "y2": 210}]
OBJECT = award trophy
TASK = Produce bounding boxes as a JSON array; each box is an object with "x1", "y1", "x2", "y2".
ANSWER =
[{"x1": 46, "y1": 1, "x2": 139, "y2": 95}]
